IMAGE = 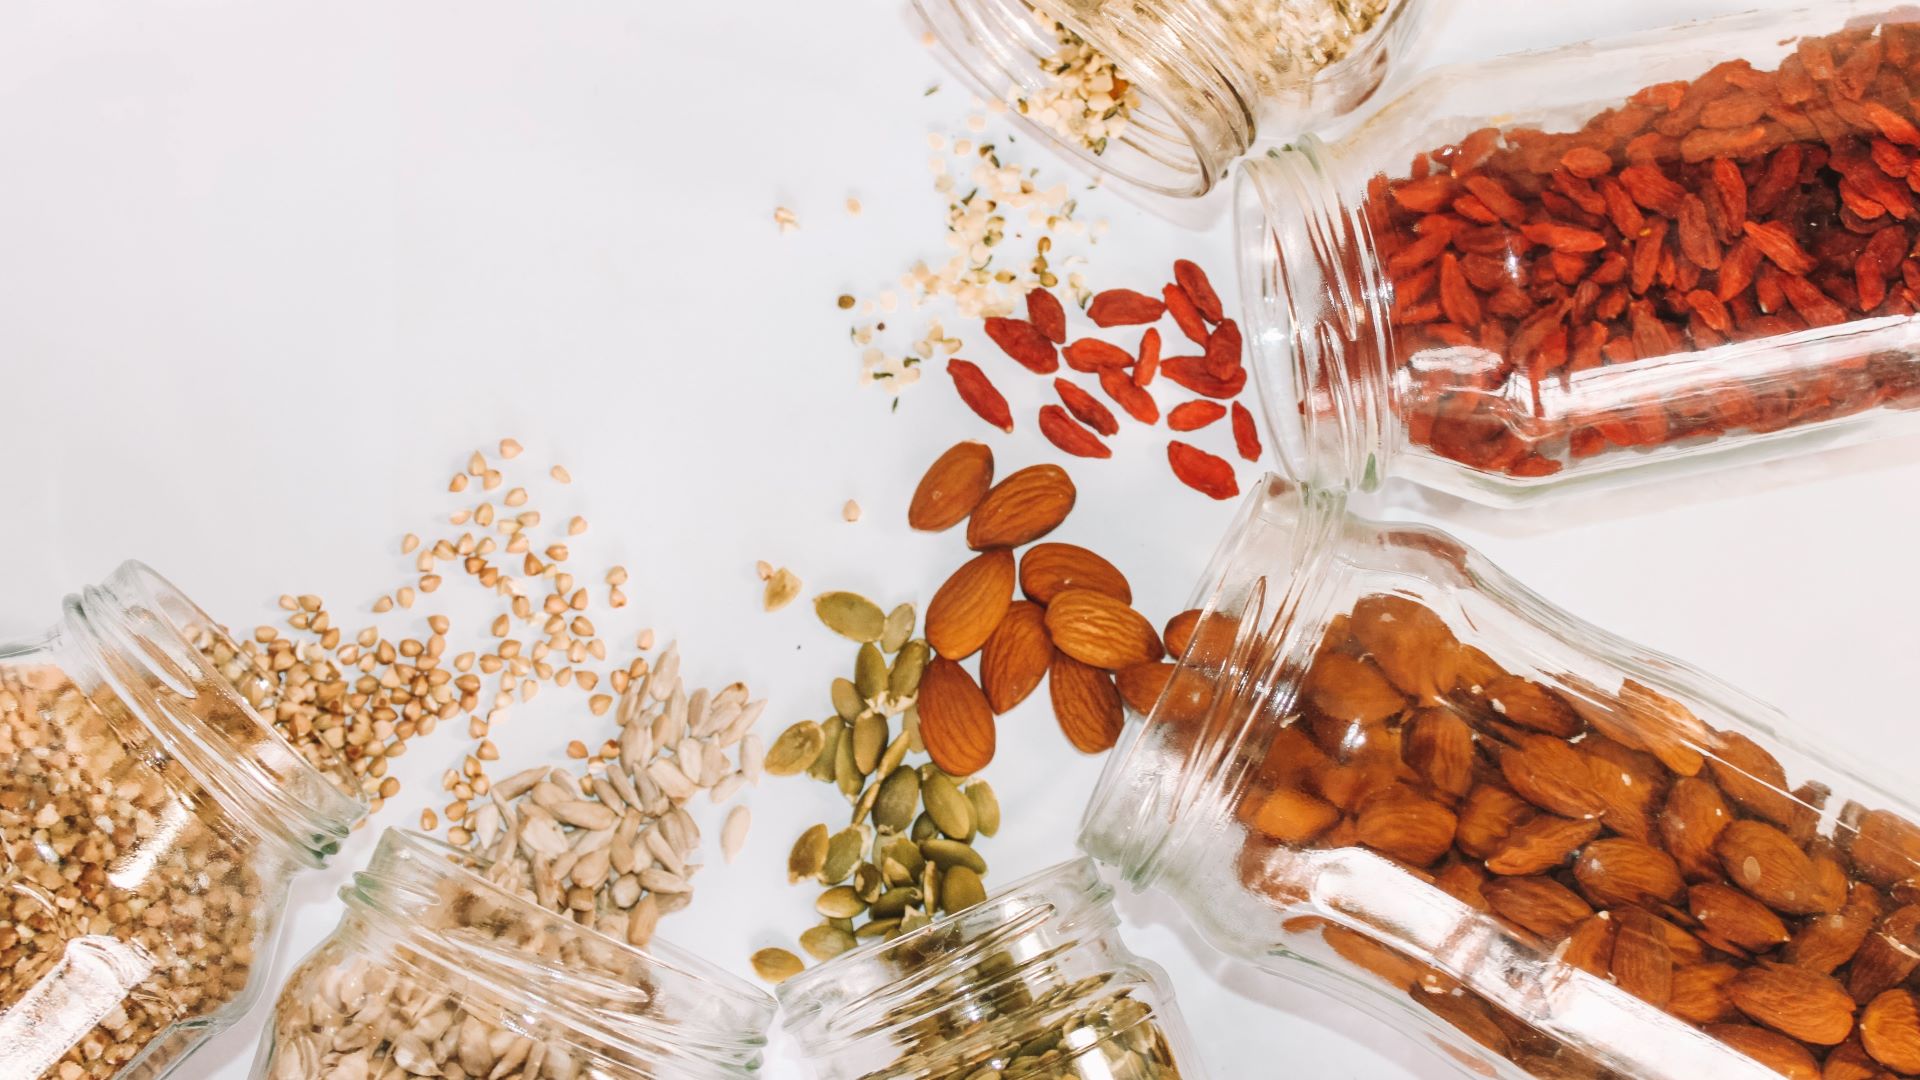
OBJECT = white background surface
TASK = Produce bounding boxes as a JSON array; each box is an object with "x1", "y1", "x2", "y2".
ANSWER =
[{"x1": 2, "y1": 1, "x2": 1918, "y2": 1077}]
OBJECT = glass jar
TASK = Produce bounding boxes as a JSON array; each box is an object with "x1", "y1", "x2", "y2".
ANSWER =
[
  {"x1": 779, "y1": 858, "x2": 1205, "y2": 1080},
  {"x1": 1082, "y1": 475, "x2": 1920, "y2": 1079},
  {"x1": 0, "y1": 561, "x2": 365, "y2": 1080},
  {"x1": 1238, "y1": 4, "x2": 1920, "y2": 505},
  {"x1": 916, "y1": 0, "x2": 1435, "y2": 197},
  {"x1": 255, "y1": 828, "x2": 776, "y2": 1080}
]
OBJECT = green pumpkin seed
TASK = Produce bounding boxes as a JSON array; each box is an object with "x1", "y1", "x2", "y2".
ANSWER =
[
  {"x1": 788, "y1": 823, "x2": 829, "y2": 883},
  {"x1": 765, "y1": 721, "x2": 826, "y2": 777},
  {"x1": 942, "y1": 865, "x2": 987, "y2": 912},
  {"x1": 821, "y1": 825, "x2": 867, "y2": 884},
  {"x1": 849, "y1": 779, "x2": 880, "y2": 825},
  {"x1": 750, "y1": 948, "x2": 804, "y2": 984},
  {"x1": 920, "y1": 769, "x2": 974, "y2": 841},
  {"x1": 873, "y1": 766, "x2": 921, "y2": 833},
  {"x1": 816, "y1": 885, "x2": 867, "y2": 919},
  {"x1": 903, "y1": 705, "x2": 924, "y2": 754},
  {"x1": 834, "y1": 728, "x2": 862, "y2": 797},
  {"x1": 898, "y1": 908, "x2": 933, "y2": 935},
  {"x1": 963, "y1": 780, "x2": 1001, "y2": 837},
  {"x1": 854, "y1": 917, "x2": 902, "y2": 939},
  {"x1": 815, "y1": 591, "x2": 886, "y2": 642},
  {"x1": 911, "y1": 811, "x2": 938, "y2": 843},
  {"x1": 885, "y1": 836, "x2": 925, "y2": 878},
  {"x1": 881, "y1": 856, "x2": 914, "y2": 886},
  {"x1": 830, "y1": 678, "x2": 865, "y2": 722},
  {"x1": 889, "y1": 640, "x2": 929, "y2": 701},
  {"x1": 828, "y1": 916, "x2": 856, "y2": 933},
  {"x1": 870, "y1": 886, "x2": 922, "y2": 919},
  {"x1": 882, "y1": 603, "x2": 916, "y2": 653},
  {"x1": 920, "y1": 837, "x2": 987, "y2": 874},
  {"x1": 852, "y1": 713, "x2": 888, "y2": 775},
  {"x1": 854, "y1": 862, "x2": 886, "y2": 904},
  {"x1": 799, "y1": 923, "x2": 857, "y2": 962},
  {"x1": 855, "y1": 642, "x2": 888, "y2": 703},
  {"x1": 920, "y1": 860, "x2": 941, "y2": 912},
  {"x1": 877, "y1": 731, "x2": 911, "y2": 779}
]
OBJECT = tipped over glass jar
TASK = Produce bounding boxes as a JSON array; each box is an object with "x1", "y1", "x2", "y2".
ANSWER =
[
  {"x1": 1239, "y1": 4, "x2": 1920, "y2": 505},
  {"x1": 917, "y1": 0, "x2": 1434, "y2": 197},
  {"x1": 1083, "y1": 476, "x2": 1920, "y2": 1079},
  {"x1": 0, "y1": 562, "x2": 365, "y2": 1080},
  {"x1": 254, "y1": 828, "x2": 776, "y2": 1080},
  {"x1": 779, "y1": 859, "x2": 1205, "y2": 1080}
]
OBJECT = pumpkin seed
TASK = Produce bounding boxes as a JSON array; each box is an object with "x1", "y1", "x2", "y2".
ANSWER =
[
  {"x1": 881, "y1": 856, "x2": 914, "y2": 886},
  {"x1": 889, "y1": 640, "x2": 930, "y2": 701},
  {"x1": 800, "y1": 924, "x2": 857, "y2": 962},
  {"x1": 834, "y1": 729, "x2": 862, "y2": 797},
  {"x1": 884, "y1": 836, "x2": 925, "y2": 878},
  {"x1": 816, "y1": 885, "x2": 866, "y2": 919},
  {"x1": 789, "y1": 824, "x2": 829, "y2": 883},
  {"x1": 815, "y1": 591, "x2": 886, "y2": 642},
  {"x1": 870, "y1": 886, "x2": 921, "y2": 919},
  {"x1": 920, "y1": 768, "x2": 974, "y2": 841},
  {"x1": 911, "y1": 811, "x2": 938, "y2": 843},
  {"x1": 920, "y1": 837, "x2": 987, "y2": 874},
  {"x1": 855, "y1": 643, "x2": 888, "y2": 703},
  {"x1": 877, "y1": 731, "x2": 911, "y2": 779},
  {"x1": 882, "y1": 603, "x2": 916, "y2": 653},
  {"x1": 765, "y1": 721, "x2": 825, "y2": 776},
  {"x1": 850, "y1": 779, "x2": 880, "y2": 825},
  {"x1": 903, "y1": 705, "x2": 924, "y2": 754},
  {"x1": 831, "y1": 678, "x2": 865, "y2": 722},
  {"x1": 854, "y1": 862, "x2": 886, "y2": 904},
  {"x1": 920, "y1": 860, "x2": 941, "y2": 912},
  {"x1": 854, "y1": 917, "x2": 901, "y2": 939},
  {"x1": 853, "y1": 713, "x2": 888, "y2": 774},
  {"x1": 941, "y1": 865, "x2": 987, "y2": 912},
  {"x1": 964, "y1": 780, "x2": 1001, "y2": 837},
  {"x1": 821, "y1": 825, "x2": 866, "y2": 884},
  {"x1": 751, "y1": 947, "x2": 804, "y2": 984},
  {"x1": 898, "y1": 908, "x2": 933, "y2": 935},
  {"x1": 827, "y1": 916, "x2": 855, "y2": 933},
  {"x1": 810, "y1": 717, "x2": 844, "y2": 783},
  {"x1": 873, "y1": 767, "x2": 921, "y2": 833}
]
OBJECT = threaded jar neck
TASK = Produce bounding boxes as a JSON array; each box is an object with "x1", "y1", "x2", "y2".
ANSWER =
[
  {"x1": 1238, "y1": 139, "x2": 1397, "y2": 493},
  {"x1": 63, "y1": 560, "x2": 363, "y2": 868},
  {"x1": 916, "y1": 0, "x2": 1255, "y2": 197}
]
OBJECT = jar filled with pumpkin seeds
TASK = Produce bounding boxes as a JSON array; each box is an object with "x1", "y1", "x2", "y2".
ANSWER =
[
  {"x1": 0, "y1": 561, "x2": 365, "y2": 1080},
  {"x1": 778, "y1": 858, "x2": 1205, "y2": 1080},
  {"x1": 254, "y1": 828, "x2": 776, "y2": 1080}
]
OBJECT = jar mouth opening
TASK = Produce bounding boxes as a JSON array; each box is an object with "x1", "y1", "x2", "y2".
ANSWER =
[
  {"x1": 73, "y1": 560, "x2": 365, "y2": 866},
  {"x1": 914, "y1": 0, "x2": 1251, "y2": 198}
]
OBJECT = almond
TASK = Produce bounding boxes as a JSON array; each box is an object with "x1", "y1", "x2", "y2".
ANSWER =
[
  {"x1": 1482, "y1": 876, "x2": 1593, "y2": 939},
  {"x1": 1729, "y1": 961, "x2": 1856, "y2": 1044},
  {"x1": 1354, "y1": 789, "x2": 1457, "y2": 866},
  {"x1": 1574, "y1": 837, "x2": 1685, "y2": 908},
  {"x1": 965, "y1": 464, "x2": 1075, "y2": 550},
  {"x1": 1482, "y1": 675, "x2": 1584, "y2": 738},
  {"x1": 1251, "y1": 724, "x2": 1330, "y2": 790},
  {"x1": 1822, "y1": 1038, "x2": 1891, "y2": 1080},
  {"x1": 1405, "y1": 707, "x2": 1476, "y2": 798},
  {"x1": 978, "y1": 600, "x2": 1050, "y2": 714},
  {"x1": 908, "y1": 441, "x2": 994, "y2": 532},
  {"x1": 1412, "y1": 990, "x2": 1510, "y2": 1058},
  {"x1": 1718, "y1": 820, "x2": 1835, "y2": 916},
  {"x1": 1432, "y1": 859, "x2": 1490, "y2": 912},
  {"x1": 1612, "y1": 907, "x2": 1675, "y2": 1008},
  {"x1": 1501, "y1": 735, "x2": 1606, "y2": 820},
  {"x1": 1485, "y1": 815, "x2": 1602, "y2": 876},
  {"x1": 1457, "y1": 784, "x2": 1539, "y2": 859},
  {"x1": 1583, "y1": 737, "x2": 1666, "y2": 843},
  {"x1": 1662, "y1": 776, "x2": 1735, "y2": 883},
  {"x1": 1704, "y1": 1023, "x2": 1820, "y2": 1079},
  {"x1": 1690, "y1": 882, "x2": 1791, "y2": 951},
  {"x1": 1243, "y1": 787, "x2": 1341, "y2": 845},
  {"x1": 1783, "y1": 881, "x2": 1882, "y2": 974},
  {"x1": 1348, "y1": 594, "x2": 1460, "y2": 702},
  {"x1": 1562, "y1": 913, "x2": 1617, "y2": 977},
  {"x1": 1018, "y1": 543, "x2": 1131, "y2": 605},
  {"x1": 1846, "y1": 905, "x2": 1920, "y2": 1003},
  {"x1": 1860, "y1": 989, "x2": 1920, "y2": 1073},
  {"x1": 1605, "y1": 678, "x2": 1711, "y2": 777},
  {"x1": 1048, "y1": 650, "x2": 1124, "y2": 753},
  {"x1": 1710, "y1": 730, "x2": 1800, "y2": 828},
  {"x1": 1322, "y1": 925, "x2": 1428, "y2": 992},
  {"x1": 1115, "y1": 661, "x2": 1173, "y2": 716},
  {"x1": 925, "y1": 549, "x2": 1016, "y2": 660},
  {"x1": 1044, "y1": 589, "x2": 1163, "y2": 670},
  {"x1": 1670, "y1": 962, "x2": 1742, "y2": 1024},
  {"x1": 1304, "y1": 654, "x2": 1408, "y2": 726},
  {"x1": 1850, "y1": 808, "x2": 1920, "y2": 888},
  {"x1": 916, "y1": 657, "x2": 995, "y2": 776},
  {"x1": 1162, "y1": 609, "x2": 1201, "y2": 659}
]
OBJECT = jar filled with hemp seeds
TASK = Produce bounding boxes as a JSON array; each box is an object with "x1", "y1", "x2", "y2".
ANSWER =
[
  {"x1": 0, "y1": 561, "x2": 365, "y2": 1080},
  {"x1": 917, "y1": 0, "x2": 1435, "y2": 196},
  {"x1": 779, "y1": 858, "x2": 1204, "y2": 1080}
]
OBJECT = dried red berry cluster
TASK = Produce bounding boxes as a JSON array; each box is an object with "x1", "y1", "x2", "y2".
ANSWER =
[
  {"x1": 1375, "y1": 23, "x2": 1920, "y2": 479},
  {"x1": 945, "y1": 260, "x2": 1261, "y2": 499}
]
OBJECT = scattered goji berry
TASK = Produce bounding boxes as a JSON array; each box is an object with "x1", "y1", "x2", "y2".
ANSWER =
[
  {"x1": 1173, "y1": 259, "x2": 1224, "y2": 322},
  {"x1": 1054, "y1": 377, "x2": 1120, "y2": 436},
  {"x1": 1135, "y1": 327, "x2": 1161, "y2": 387},
  {"x1": 1087, "y1": 288, "x2": 1166, "y2": 327},
  {"x1": 983, "y1": 317, "x2": 1058, "y2": 374},
  {"x1": 1062, "y1": 337, "x2": 1136, "y2": 372},
  {"x1": 1160, "y1": 356, "x2": 1247, "y2": 399},
  {"x1": 1026, "y1": 287, "x2": 1068, "y2": 344},
  {"x1": 1038, "y1": 405, "x2": 1113, "y2": 459},
  {"x1": 1167, "y1": 401, "x2": 1227, "y2": 431},
  {"x1": 1098, "y1": 367, "x2": 1160, "y2": 425},
  {"x1": 946, "y1": 359, "x2": 1012, "y2": 433},
  {"x1": 1166, "y1": 441, "x2": 1239, "y2": 500},
  {"x1": 1163, "y1": 283, "x2": 1210, "y2": 345},
  {"x1": 1230, "y1": 402, "x2": 1262, "y2": 462},
  {"x1": 1204, "y1": 319, "x2": 1243, "y2": 379}
]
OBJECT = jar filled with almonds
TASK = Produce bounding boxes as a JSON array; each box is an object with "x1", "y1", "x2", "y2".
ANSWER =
[
  {"x1": 254, "y1": 828, "x2": 776, "y2": 1080},
  {"x1": 1082, "y1": 476, "x2": 1920, "y2": 1079},
  {"x1": 778, "y1": 858, "x2": 1204, "y2": 1080},
  {"x1": 917, "y1": 0, "x2": 1434, "y2": 197},
  {"x1": 1239, "y1": 5, "x2": 1920, "y2": 505},
  {"x1": 0, "y1": 561, "x2": 365, "y2": 1080}
]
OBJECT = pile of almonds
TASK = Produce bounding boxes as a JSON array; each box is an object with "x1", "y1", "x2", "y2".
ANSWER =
[
  {"x1": 1214, "y1": 592, "x2": 1920, "y2": 1079},
  {"x1": 946, "y1": 260, "x2": 1261, "y2": 499}
]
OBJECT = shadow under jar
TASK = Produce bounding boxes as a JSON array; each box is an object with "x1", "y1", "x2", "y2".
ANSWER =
[
  {"x1": 0, "y1": 561, "x2": 365, "y2": 1080},
  {"x1": 778, "y1": 858, "x2": 1204, "y2": 1080},
  {"x1": 916, "y1": 0, "x2": 1435, "y2": 197},
  {"x1": 1238, "y1": 4, "x2": 1920, "y2": 506},
  {"x1": 255, "y1": 828, "x2": 776, "y2": 1080},
  {"x1": 1082, "y1": 476, "x2": 1920, "y2": 1080}
]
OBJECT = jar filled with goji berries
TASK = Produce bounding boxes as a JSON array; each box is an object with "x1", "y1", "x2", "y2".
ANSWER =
[
  {"x1": 1082, "y1": 476, "x2": 1920, "y2": 1080},
  {"x1": 1238, "y1": 5, "x2": 1920, "y2": 505},
  {"x1": 779, "y1": 858, "x2": 1206, "y2": 1080},
  {"x1": 0, "y1": 561, "x2": 365, "y2": 1080},
  {"x1": 916, "y1": 0, "x2": 1436, "y2": 197},
  {"x1": 254, "y1": 828, "x2": 776, "y2": 1080}
]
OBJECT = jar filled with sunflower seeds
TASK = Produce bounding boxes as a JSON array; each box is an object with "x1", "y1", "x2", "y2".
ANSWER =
[
  {"x1": 0, "y1": 561, "x2": 365, "y2": 1080},
  {"x1": 254, "y1": 828, "x2": 777, "y2": 1080},
  {"x1": 778, "y1": 858, "x2": 1205, "y2": 1080}
]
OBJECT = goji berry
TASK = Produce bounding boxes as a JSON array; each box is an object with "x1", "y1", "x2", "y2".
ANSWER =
[
  {"x1": 1230, "y1": 402, "x2": 1262, "y2": 462},
  {"x1": 946, "y1": 360, "x2": 1013, "y2": 433},
  {"x1": 983, "y1": 317, "x2": 1059, "y2": 374},
  {"x1": 1038, "y1": 405, "x2": 1112, "y2": 459},
  {"x1": 1098, "y1": 367, "x2": 1160, "y2": 425},
  {"x1": 1167, "y1": 401, "x2": 1227, "y2": 431},
  {"x1": 1163, "y1": 283, "x2": 1209, "y2": 345},
  {"x1": 1026, "y1": 287, "x2": 1068, "y2": 344},
  {"x1": 1166, "y1": 441, "x2": 1239, "y2": 500},
  {"x1": 1204, "y1": 319, "x2": 1243, "y2": 379},
  {"x1": 1053, "y1": 378, "x2": 1119, "y2": 437},
  {"x1": 1135, "y1": 327, "x2": 1161, "y2": 387},
  {"x1": 1173, "y1": 259, "x2": 1224, "y2": 323},
  {"x1": 1160, "y1": 356, "x2": 1247, "y2": 399},
  {"x1": 1087, "y1": 288, "x2": 1166, "y2": 327},
  {"x1": 1062, "y1": 338, "x2": 1136, "y2": 372}
]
